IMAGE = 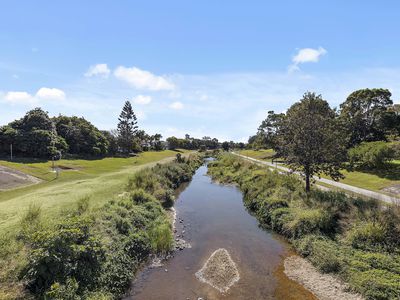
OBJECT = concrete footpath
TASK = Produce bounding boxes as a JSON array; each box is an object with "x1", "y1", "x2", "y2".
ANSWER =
[{"x1": 232, "y1": 152, "x2": 400, "y2": 205}]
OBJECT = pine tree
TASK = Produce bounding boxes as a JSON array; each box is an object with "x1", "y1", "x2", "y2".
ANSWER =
[{"x1": 117, "y1": 101, "x2": 138, "y2": 153}]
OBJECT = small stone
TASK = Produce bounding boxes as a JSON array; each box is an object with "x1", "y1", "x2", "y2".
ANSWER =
[{"x1": 164, "y1": 269, "x2": 168, "y2": 272}]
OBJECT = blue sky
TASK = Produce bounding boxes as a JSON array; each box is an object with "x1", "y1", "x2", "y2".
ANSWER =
[{"x1": 1, "y1": 1, "x2": 400, "y2": 141}]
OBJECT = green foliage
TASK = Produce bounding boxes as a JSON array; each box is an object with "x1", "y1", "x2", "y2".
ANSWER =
[
  {"x1": 277, "y1": 92, "x2": 347, "y2": 191},
  {"x1": 340, "y1": 88, "x2": 394, "y2": 146},
  {"x1": 22, "y1": 216, "x2": 105, "y2": 295},
  {"x1": 349, "y1": 141, "x2": 395, "y2": 169},
  {"x1": 117, "y1": 100, "x2": 138, "y2": 154},
  {"x1": 54, "y1": 115, "x2": 109, "y2": 156},
  {"x1": 208, "y1": 153, "x2": 400, "y2": 299}
]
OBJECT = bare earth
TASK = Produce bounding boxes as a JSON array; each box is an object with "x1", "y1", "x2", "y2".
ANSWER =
[
  {"x1": 382, "y1": 184, "x2": 400, "y2": 195},
  {"x1": 0, "y1": 165, "x2": 41, "y2": 190},
  {"x1": 195, "y1": 248, "x2": 240, "y2": 293},
  {"x1": 284, "y1": 256, "x2": 364, "y2": 300}
]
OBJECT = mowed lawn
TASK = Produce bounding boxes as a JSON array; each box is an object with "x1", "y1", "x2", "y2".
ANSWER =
[
  {"x1": 0, "y1": 150, "x2": 188, "y2": 233},
  {"x1": 237, "y1": 149, "x2": 400, "y2": 194}
]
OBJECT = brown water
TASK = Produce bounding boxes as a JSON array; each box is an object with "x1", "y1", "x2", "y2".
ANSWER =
[{"x1": 126, "y1": 163, "x2": 316, "y2": 300}]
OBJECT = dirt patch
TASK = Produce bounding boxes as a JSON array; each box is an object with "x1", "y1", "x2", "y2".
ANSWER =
[
  {"x1": 382, "y1": 184, "x2": 400, "y2": 195},
  {"x1": 284, "y1": 256, "x2": 364, "y2": 300},
  {"x1": 195, "y1": 248, "x2": 240, "y2": 293},
  {"x1": 0, "y1": 166, "x2": 41, "y2": 190}
]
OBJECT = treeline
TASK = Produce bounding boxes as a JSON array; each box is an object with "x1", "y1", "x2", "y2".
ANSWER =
[
  {"x1": 248, "y1": 88, "x2": 400, "y2": 190},
  {"x1": 0, "y1": 100, "x2": 238, "y2": 159},
  {"x1": 166, "y1": 135, "x2": 244, "y2": 151}
]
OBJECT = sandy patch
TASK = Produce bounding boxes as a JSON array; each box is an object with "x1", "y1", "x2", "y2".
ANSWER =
[
  {"x1": 0, "y1": 165, "x2": 41, "y2": 190},
  {"x1": 195, "y1": 248, "x2": 240, "y2": 293},
  {"x1": 284, "y1": 256, "x2": 364, "y2": 300}
]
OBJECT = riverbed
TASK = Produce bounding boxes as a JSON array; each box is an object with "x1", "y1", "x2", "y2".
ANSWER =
[{"x1": 126, "y1": 163, "x2": 316, "y2": 299}]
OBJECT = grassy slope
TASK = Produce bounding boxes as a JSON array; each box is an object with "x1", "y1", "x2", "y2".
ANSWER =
[
  {"x1": 0, "y1": 150, "x2": 188, "y2": 233},
  {"x1": 238, "y1": 149, "x2": 400, "y2": 193}
]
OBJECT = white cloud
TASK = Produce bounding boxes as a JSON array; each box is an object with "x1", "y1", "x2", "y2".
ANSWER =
[
  {"x1": 85, "y1": 63, "x2": 110, "y2": 78},
  {"x1": 169, "y1": 101, "x2": 183, "y2": 110},
  {"x1": 114, "y1": 66, "x2": 174, "y2": 91},
  {"x1": 4, "y1": 91, "x2": 34, "y2": 104},
  {"x1": 289, "y1": 47, "x2": 327, "y2": 72},
  {"x1": 36, "y1": 87, "x2": 66, "y2": 101},
  {"x1": 132, "y1": 95, "x2": 152, "y2": 105}
]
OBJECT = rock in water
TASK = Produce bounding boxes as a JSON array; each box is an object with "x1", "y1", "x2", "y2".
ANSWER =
[{"x1": 195, "y1": 248, "x2": 240, "y2": 293}]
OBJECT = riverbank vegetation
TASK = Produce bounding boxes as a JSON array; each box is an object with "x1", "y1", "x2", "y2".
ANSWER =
[
  {"x1": 208, "y1": 154, "x2": 400, "y2": 299},
  {"x1": 0, "y1": 153, "x2": 203, "y2": 299}
]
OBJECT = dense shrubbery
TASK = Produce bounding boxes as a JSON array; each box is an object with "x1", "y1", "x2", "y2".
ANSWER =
[
  {"x1": 348, "y1": 141, "x2": 395, "y2": 169},
  {"x1": 208, "y1": 154, "x2": 400, "y2": 299},
  {"x1": 15, "y1": 153, "x2": 203, "y2": 299}
]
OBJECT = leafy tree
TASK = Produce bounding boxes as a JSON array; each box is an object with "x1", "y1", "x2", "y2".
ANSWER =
[
  {"x1": 166, "y1": 136, "x2": 180, "y2": 150},
  {"x1": 257, "y1": 110, "x2": 285, "y2": 149},
  {"x1": 278, "y1": 92, "x2": 346, "y2": 191},
  {"x1": 348, "y1": 141, "x2": 395, "y2": 170},
  {"x1": 54, "y1": 115, "x2": 109, "y2": 156},
  {"x1": 221, "y1": 141, "x2": 230, "y2": 151},
  {"x1": 101, "y1": 130, "x2": 119, "y2": 155},
  {"x1": 117, "y1": 101, "x2": 138, "y2": 154},
  {"x1": 340, "y1": 88, "x2": 393, "y2": 146},
  {"x1": 151, "y1": 133, "x2": 163, "y2": 151}
]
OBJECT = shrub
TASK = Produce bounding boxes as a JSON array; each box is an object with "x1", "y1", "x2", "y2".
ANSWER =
[
  {"x1": 348, "y1": 141, "x2": 395, "y2": 170},
  {"x1": 148, "y1": 217, "x2": 173, "y2": 253},
  {"x1": 346, "y1": 222, "x2": 387, "y2": 250},
  {"x1": 23, "y1": 216, "x2": 105, "y2": 295}
]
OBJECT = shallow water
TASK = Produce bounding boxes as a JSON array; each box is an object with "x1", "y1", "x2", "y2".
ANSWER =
[{"x1": 126, "y1": 164, "x2": 316, "y2": 300}]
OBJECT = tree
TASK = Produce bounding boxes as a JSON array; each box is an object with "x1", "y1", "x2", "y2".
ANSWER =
[
  {"x1": 278, "y1": 92, "x2": 346, "y2": 192},
  {"x1": 257, "y1": 110, "x2": 285, "y2": 149},
  {"x1": 151, "y1": 133, "x2": 163, "y2": 151},
  {"x1": 221, "y1": 141, "x2": 230, "y2": 151},
  {"x1": 117, "y1": 101, "x2": 138, "y2": 154},
  {"x1": 339, "y1": 88, "x2": 393, "y2": 146},
  {"x1": 54, "y1": 115, "x2": 109, "y2": 156},
  {"x1": 166, "y1": 136, "x2": 180, "y2": 150}
]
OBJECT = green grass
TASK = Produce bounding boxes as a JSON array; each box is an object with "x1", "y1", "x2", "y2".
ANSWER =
[
  {"x1": 239, "y1": 148, "x2": 400, "y2": 194},
  {"x1": 0, "y1": 150, "x2": 189, "y2": 234},
  {"x1": 238, "y1": 149, "x2": 275, "y2": 161}
]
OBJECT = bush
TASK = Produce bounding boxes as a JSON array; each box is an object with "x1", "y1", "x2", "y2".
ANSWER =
[
  {"x1": 346, "y1": 222, "x2": 387, "y2": 250},
  {"x1": 148, "y1": 217, "x2": 173, "y2": 253},
  {"x1": 23, "y1": 216, "x2": 105, "y2": 295},
  {"x1": 348, "y1": 141, "x2": 395, "y2": 169}
]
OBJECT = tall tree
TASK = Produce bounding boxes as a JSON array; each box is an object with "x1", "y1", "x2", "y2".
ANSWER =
[
  {"x1": 257, "y1": 110, "x2": 285, "y2": 150},
  {"x1": 117, "y1": 101, "x2": 138, "y2": 153},
  {"x1": 278, "y1": 92, "x2": 346, "y2": 191},
  {"x1": 339, "y1": 88, "x2": 393, "y2": 146}
]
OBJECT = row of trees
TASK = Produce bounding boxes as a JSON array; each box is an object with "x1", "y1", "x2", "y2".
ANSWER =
[
  {"x1": 249, "y1": 88, "x2": 400, "y2": 191},
  {"x1": 0, "y1": 99, "x2": 239, "y2": 159}
]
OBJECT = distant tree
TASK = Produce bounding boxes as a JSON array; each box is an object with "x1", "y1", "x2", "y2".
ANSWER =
[
  {"x1": 166, "y1": 136, "x2": 180, "y2": 150},
  {"x1": 117, "y1": 101, "x2": 138, "y2": 154},
  {"x1": 221, "y1": 141, "x2": 230, "y2": 151},
  {"x1": 257, "y1": 111, "x2": 285, "y2": 149},
  {"x1": 340, "y1": 88, "x2": 393, "y2": 146},
  {"x1": 278, "y1": 92, "x2": 346, "y2": 192},
  {"x1": 101, "y1": 130, "x2": 119, "y2": 155},
  {"x1": 152, "y1": 133, "x2": 163, "y2": 151}
]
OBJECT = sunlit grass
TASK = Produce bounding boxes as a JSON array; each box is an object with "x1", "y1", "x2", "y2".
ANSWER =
[{"x1": 0, "y1": 150, "x2": 189, "y2": 234}]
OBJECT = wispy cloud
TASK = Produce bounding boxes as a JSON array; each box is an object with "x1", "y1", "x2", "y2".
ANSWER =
[
  {"x1": 169, "y1": 101, "x2": 183, "y2": 110},
  {"x1": 114, "y1": 66, "x2": 174, "y2": 91},
  {"x1": 289, "y1": 47, "x2": 327, "y2": 72},
  {"x1": 132, "y1": 95, "x2": 152, "y2": 105},
  {"x1": 84, "y1": 64, "x2": 110, "y2": 78}
]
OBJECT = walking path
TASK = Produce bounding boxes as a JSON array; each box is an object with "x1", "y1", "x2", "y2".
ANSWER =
[{"x1": 232, "y1": 152, "x2": 400, "y2": 204}]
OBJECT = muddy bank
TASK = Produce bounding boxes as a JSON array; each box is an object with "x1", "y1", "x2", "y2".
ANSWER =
[{"x1": 284, "y1": 256, "x2": 364, "y2": 300}]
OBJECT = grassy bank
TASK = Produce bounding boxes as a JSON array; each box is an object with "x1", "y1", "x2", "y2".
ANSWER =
[
  {"x1": 0, "y1": 153, "x2": 203, "y2": 299},
  {"x1": 0, "y1": 150, "x2": 189, "y2": 233},
  {"x1": 237, "y1": 149, "x2": 400, "y2": 194},
  {"x1": 208, "y1": 154, "x2": 400, "y2": 300}
]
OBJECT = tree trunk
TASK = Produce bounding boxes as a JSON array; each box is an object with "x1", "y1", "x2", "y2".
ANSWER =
[{"x1": 305, "y1": 166, "x2": 311, "y2": 192}]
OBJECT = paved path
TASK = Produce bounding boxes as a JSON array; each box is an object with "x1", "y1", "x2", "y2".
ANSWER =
[{"x1": 232, "y1": 152, "x2": 400, "y2": 204}]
